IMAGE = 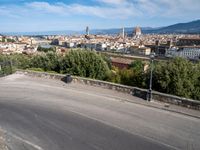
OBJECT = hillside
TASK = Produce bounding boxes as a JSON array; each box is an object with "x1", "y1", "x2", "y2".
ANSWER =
[
  {"x1": 89, "y1": 20, "x2": 200, "y2": 35},
  {"x1": 153, "y1": 20, "x2": 200, "y2": 34}
]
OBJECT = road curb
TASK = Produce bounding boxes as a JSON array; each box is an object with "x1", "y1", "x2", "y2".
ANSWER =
[{"x1": 113, "y1": 97, "x2": 200, "y2": 119}]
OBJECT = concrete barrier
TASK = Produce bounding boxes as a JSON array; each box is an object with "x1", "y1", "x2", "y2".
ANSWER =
[
  {"x1": 16, "y1": 70, "x2": 200, "y2": 110},
  {"x1": 153, "y1": 92, "x2": 200, "y2": 110}
]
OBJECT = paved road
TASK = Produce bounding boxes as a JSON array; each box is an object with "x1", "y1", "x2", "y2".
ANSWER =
[{"x1": 0, "y1": 74, "x2": 199, "y2": 150}]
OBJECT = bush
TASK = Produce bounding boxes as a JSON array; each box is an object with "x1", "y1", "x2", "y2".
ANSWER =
[{"x1": 106, "y1": 67, "x2": 121, "y2": 83}]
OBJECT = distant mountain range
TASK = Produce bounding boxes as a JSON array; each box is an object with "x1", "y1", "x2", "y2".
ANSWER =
[
  {"x1": 1, "y1": 20, "x2": 200, "y2": 36},
  {"x1": 146, "y1": 19, "x2": 200, "y2": 34},
  {"x1": 91, "y1": 20, "x2": 200, "y2": 35},
  {"x1": 89, "y1": 27, "x2": 159, "y2": 35}
]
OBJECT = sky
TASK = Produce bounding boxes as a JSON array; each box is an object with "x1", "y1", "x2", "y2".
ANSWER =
[{"x1": 0, "y1": 0, "x2": 199, "y2": 32}]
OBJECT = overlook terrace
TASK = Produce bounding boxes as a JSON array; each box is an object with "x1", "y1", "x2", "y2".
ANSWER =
[{"x1": 0, "y1": 71, "x2": 200, "y2": 150}]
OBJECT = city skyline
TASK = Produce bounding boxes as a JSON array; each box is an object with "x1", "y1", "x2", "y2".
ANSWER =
[{"x1": 0, "y1": 0, "x2": 200, "y2": 32}]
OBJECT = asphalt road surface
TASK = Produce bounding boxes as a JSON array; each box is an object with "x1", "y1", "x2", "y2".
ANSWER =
[{"x1": 0, "y1": 74, "x2": 200, "y2": 150}]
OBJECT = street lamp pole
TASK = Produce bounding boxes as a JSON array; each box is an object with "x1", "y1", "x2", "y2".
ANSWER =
[{"x1": 148, "y1": 52, "x2": 155, "y2": 101}]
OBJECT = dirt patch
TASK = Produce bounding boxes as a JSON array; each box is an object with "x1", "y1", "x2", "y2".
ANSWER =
[
  {"x1": 1, "y1": 74, "x2": 25, "y2": 81},
  {"x1": 0, "y1": 130, "x2": 8, "y2": 150}
]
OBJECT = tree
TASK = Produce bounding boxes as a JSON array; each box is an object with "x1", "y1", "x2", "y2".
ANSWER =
[
  {"x1": 128, "y1": 60, "x2": 147, "y2": 88},
  {"x1": 106, "y1": 67, "x2": 121, "y2": 83},
  {"x1": 9, "y1": 54, "x2": 30, "y2": 69},
  {"x1": 7, "y1": 38, "x2": 15, "y2": 43},
  {"x1": 60, "y1": 50, "x2": 110, "y2": 80},
  {"x1": 120, "y1": 69, "x2": 133, "y2": 86},
  {"x1": 0, "y1": 54, "x2": 13, "y2": 75},
  {"x1": 29, "y1": 52, "x2": 61, "y2": 72},
  {"x1": 37, "y1": 46, "x2": 56, "y2": 53},
  {"x1": 153, "y1": 57, "x2": 196, "y2": 98},
  {"x1": 100, "y1": 54, "x2": 112, "y2": 69},
  {"x1": 45, "y1": 52, "x2": 61, "y2": 72},
  {"x1": 191, "y1": 62, "x2": 200, "y2": 100},
  {"x1": 129, "y1": 60, "x2": 144, "y2": 71}
]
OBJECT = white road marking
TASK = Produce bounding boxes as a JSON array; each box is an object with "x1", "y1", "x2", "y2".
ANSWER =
[
  {"x1": 9, "y1": 133, "x2": 43, "y2": 150},
  {"x1": 0, "y1": 127, "x2": 43, "y2": 150}
]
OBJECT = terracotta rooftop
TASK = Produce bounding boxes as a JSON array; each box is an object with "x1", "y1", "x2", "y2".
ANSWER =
[{"x1": 111, "y1": 57, "x2": 133, "y2": 65}]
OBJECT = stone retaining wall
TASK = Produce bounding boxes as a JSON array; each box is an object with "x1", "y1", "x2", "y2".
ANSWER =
[{"x1": 16, "y1": 70, "x2": 200, "y2": 110}]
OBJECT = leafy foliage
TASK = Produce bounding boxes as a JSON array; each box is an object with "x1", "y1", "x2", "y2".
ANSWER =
[
  {"x1": 1, "y1": 52, "x2": 200, "y2": 101},
  {"x1": 29, "y1": 52, "x2": 61, "y2": 72},
  {"x1": 0, "y1": 38, "x2": 15, "y2": 43},
  {"x1": 153, "y1": 57, "x2": 199, "y2": 99},
  {"x1": 37, "y1": 46, "x2": 56, "y2": 53},
  {"x1": 0, "y1": 55, "x2": 13, "y2": 75},
  {"x1": 106, "y1": 60, "x2": 147, "y2": 88},
  {"x1": 61, "y1": 50, "x2": 110, "y2": 80},
  {"x1": 7, "y1": 38, "x2": 15, "y2": 43},
  {"x1": 1, "y1": 50, "x2": 109, "y2": 80}
]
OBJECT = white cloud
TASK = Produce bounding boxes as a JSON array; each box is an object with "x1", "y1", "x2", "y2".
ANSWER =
[
  {"x1": 26, "y1": 1, "x2": 139, "y2": 19},
  {"x1": 135, "y1": 0, "x2": 200, "y2": 17},
  {"x1": 0, "y1": 0, "x2": 199, "y2": 20},
  {"x1": 25, "y1": 0, "x2": 200, "y2": 19},
  {"x1": 26, "y1": 2, "x2": 67, "y2": 14},
  {"x1": 96, "y1": 0, "x2": 127, "y2": 5}
]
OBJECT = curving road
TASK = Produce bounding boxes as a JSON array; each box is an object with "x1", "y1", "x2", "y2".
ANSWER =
[{"x1": 0, "y1": 74, "x2": 200, "y2": 150}]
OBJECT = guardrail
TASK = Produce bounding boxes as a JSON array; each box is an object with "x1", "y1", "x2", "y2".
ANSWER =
[{"x1": 15, "y1": 70, "x2": 200, "y2": 110}]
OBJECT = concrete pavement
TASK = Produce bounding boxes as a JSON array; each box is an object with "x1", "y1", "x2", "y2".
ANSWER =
[{"x1": 0, "y1": 74, "x2": 200, "y2": 150}]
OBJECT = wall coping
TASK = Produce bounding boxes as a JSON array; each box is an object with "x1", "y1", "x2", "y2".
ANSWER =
[
  {"x1": 15, "y1": 70, "x2": 200, "y2": 110},
  {"x1": 153, "y1": 91, "x2": 200, "y2": 104},
  {"x1": 17, "y1": 69, "x2": 147, "y2": 92}
]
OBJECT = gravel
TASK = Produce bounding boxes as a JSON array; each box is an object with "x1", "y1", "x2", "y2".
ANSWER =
[{"x1": 0, "y1": 129, "x2": 8, "y2": 150}]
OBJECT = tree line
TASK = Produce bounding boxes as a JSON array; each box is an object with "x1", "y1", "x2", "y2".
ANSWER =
[{"x1": 0, "y1": 49, "x2": 200, "y2": 101}]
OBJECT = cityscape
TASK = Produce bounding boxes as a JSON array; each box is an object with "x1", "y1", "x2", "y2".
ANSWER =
[
  {"x1": 0, "y1": 0, "x2": 200, "y2": 150},
  {"x1": 1, "y1": 20, "x2": 200, "y2": 61}
]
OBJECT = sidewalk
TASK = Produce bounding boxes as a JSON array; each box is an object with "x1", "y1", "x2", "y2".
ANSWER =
[
  {"x1": 69, "y1": 82, "x2": 200, "y2": 119},
  {"x1": 10, "y1": 73, "x2": 200, "y2": 120}
]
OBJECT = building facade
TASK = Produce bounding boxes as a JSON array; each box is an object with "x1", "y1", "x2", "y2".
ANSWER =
[
  {"x1": 177, "y1": 38, "x2": 200, "y2": 46},
  {"x1": 166, "y1": 46, "x2": 200, "y2": 59}
]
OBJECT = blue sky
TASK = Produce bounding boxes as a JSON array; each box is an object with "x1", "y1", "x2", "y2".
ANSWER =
[{"x1": 0, "y1": 0, "x2": 199, "y2": 32}]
